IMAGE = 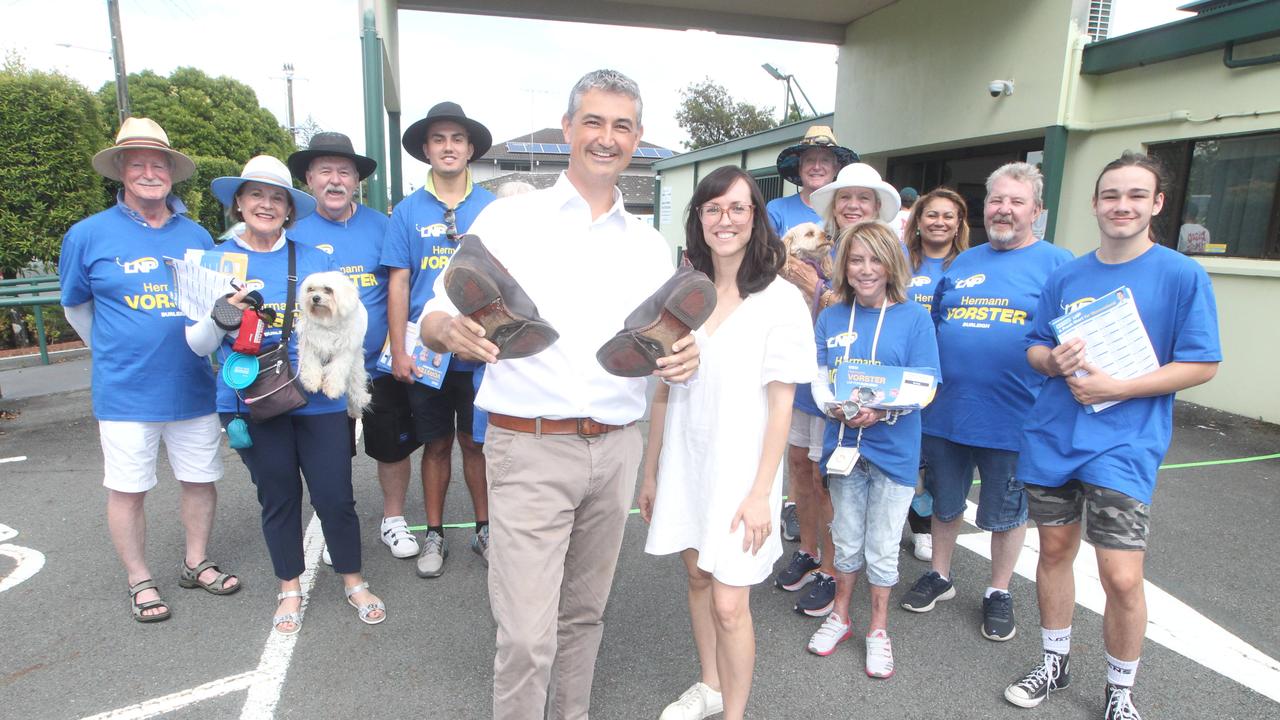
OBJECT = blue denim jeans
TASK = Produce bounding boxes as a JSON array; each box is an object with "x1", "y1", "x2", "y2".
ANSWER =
[
  {"x1": 827, "y1": 458, "x2": 915, "y2": 586},
  {"x1": 921, "y1": 434, "x2": 1026, "y2": 532}
]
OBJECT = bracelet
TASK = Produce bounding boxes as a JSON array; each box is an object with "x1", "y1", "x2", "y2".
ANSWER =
[{"x1": 882, "y1": 410, "x2": 900, "y2": 426}]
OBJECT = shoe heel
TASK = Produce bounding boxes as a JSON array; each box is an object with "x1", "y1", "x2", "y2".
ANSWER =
[
  {"x1": 494, "y1": 322, "x2": 560, "y2": 360},
  {"x1": 596, "y1": 335, "x2": 661, "y2": 377},
  {"x1": 445, "y1": 266, "x2": 502, "y2": 315},
  {"x1": 665, "y1": 279, "x2": 716, "y2": 330}
]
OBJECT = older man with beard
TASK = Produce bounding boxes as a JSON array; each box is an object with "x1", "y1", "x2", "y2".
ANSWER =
[
  {"x1": 899, "y1": 162, "x2": 1072, "y2": 643},
  {"x1": 288, "y1": 133, "x2": 411, "y2": 564}
]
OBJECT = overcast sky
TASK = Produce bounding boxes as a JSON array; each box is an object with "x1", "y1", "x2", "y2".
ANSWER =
[{"x1": 2, "y1": 0, "x2": 1189, "y2": 189}]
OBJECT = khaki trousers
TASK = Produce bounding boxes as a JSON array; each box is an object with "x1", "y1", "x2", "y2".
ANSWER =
[{"x1": 485, "y1": 424, "x2": 642, "y2": 720}]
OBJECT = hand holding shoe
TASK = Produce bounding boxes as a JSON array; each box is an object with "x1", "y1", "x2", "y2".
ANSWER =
[
  {"x1": 422, "y1": 310, "x2": 499, "y2": 364},
  {"x1": 654, "y1": 333, "x2": 700, "y2": 383}
]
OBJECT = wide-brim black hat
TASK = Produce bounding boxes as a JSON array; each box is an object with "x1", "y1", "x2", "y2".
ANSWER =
[
  {"x1": 776, "y1": 125, "x2": 858, "y2": 186},
  {"x1": 401, "y1": 101, "x2": 492, "y2": 164},
  {"x1": 287, "y1": 132, "x2": 378, "y2": 181}
]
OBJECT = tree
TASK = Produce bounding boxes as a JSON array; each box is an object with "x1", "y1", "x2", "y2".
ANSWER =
[
  {"x1": 675, "y1": 78, "x2": 779, "y2": 150},
  {"x1": 98, "y1": 67, "x2": 295, "y2": 165},
  {"x1": 294, "y1": 114, "x2": 324, "y2": 148},
  {"x1": 0, "y1": 54, "x2": 111, "y2": 277}
]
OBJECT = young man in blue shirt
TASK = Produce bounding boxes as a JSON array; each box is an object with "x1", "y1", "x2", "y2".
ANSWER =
[
  {"x1": 1004, "y1": 153, "x2": 1220, "y2": 720},
  {"x1": 381, "y1": 103, "x2": 496, "y2": 577}
]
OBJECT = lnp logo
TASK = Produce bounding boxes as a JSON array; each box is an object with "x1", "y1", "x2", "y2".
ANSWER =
[
  {"x1": 826, "y1": 331, "x2": 858, "y2": 349},
  {"x1": 909, "y1": 274, "x2": 932, "y2": 288},
  {"x1": 245, "y1": 279, "x2": 265, "y2": 292},
  {"x1": 955, "y1": 273, "x2": 986, "y2": 289},
  {"x1": 416, "y1": 223, "x2": 449, "y2": 239},
  {"x1": 314, "y1": 244, "x2": 334, "y2": 255},
  {"x1": 116, "y1": 256, "x2": 159, "y2": 274},
  {"x1": 1063, "y1": 297, "x2": 1096, "y2": 314}
]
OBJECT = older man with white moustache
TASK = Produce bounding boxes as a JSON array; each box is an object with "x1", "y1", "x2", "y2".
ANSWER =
[
  {"x1": 60, "y1": 118, "x2": 239, "y2": 624},
  {"x1": 900, "y1": 162, "x2": 1072, "y2": 644},
  {"x1": 421, "y1": 69, "x2": 701, "y2": 720}
]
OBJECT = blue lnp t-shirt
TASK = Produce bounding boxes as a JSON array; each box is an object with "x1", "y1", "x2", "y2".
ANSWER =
[
  {"x1": 381, "y1": 183, "x2": 495, "y2": 372},
  {"x1": 1017, "y1": 244, "x2": 1221, "y2": 504},
  {"x1": 814, "y1": 301, "x2": 940, "y2": 485},
  {"x1": 293, "y1": 204, "x2": 389, "y2": 375},
  {"x1": 767, "y1": 193, "x2": 821, "y2": 236},
  {"x1": 909, "y1": 255, "x2": 947, "y2": 313},
  {"x1": 922, "y1": 240, "x2": 1073, "y2": 451},
  {"x1": 214, "y1": 237, "x2": 343, "y2": 416},
  {"x1": 59, "y1": 204, "x2": 216, "y2": 422}
]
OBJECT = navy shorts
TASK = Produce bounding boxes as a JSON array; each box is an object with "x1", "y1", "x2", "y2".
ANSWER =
[
  {"x1": 407, "y1": 369, "x2": 476, "y2": 443},
  {"x1": 922, "y1": 434, "x2": 1026, "y2": 532},
  {"x1": 357, "y1": 374, "x2": 422, "y2": 463}
]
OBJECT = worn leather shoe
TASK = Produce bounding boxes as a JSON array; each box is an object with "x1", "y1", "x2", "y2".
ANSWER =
[
  {"x1": 596, "y1": 266, "x2": 716, "y2": 377},
  {"x1": 443, "y1": 234, "x2": 558, "y2": 359}
]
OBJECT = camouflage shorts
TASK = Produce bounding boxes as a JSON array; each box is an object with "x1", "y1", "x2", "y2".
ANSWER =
[{"x1": 1026, "y1": 480, "x2": 1150, "y2": 551}]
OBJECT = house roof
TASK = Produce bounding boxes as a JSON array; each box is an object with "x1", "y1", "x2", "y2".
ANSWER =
[
  {"x1": 477, "y1": 171, "x2": 655, "y2": 207},
  {"x1": 477, "y1": 128, "x2": 676, "y2": 166}
]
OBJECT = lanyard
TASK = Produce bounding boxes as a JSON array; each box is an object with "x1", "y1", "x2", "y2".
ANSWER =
[{"x1": 836, "y1": 296, "x2": 888, "y2": 450}]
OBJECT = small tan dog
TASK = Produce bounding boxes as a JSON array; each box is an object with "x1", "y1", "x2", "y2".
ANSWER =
[
  {"x1": 296, "y1": 271, "x2": 371, "y2": 418},
  {"x1": 781, "y1": 222, "x2": 834, "y2": 280}
]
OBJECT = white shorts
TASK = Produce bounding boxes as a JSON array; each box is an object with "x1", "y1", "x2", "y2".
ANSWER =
[
  {"x1": 787, "y1": 409, "x2": 825, "y2": 462},
  {"x1": 99, "y1": 414, "x2": 223, "y2": 493}
]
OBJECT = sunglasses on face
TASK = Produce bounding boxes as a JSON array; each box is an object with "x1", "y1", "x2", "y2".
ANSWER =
[{"x1": 444, "y1": 208, "x2": 458, "y2": 241}]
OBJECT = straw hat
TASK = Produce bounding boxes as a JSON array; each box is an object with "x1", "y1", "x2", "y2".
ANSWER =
[
  {"x1": 775, "y1": 126, "x2": 858, "y2": 186},
  {"x1": 92, "y1": 117, "x2": 196, "y2": 183}
]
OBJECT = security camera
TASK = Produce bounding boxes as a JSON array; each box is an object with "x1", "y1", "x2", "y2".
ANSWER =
[{"x1": 988, "y1": 80, "x2": 1014, "y2": 98}]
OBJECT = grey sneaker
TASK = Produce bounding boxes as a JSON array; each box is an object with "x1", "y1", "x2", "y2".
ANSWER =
[
  {"x1": 470, "y1": 525, "x2": 490, "y2": 566},
  {"x1": 415, "y1": 530, "x2": 447, "y2": 578},
  {"x1": 781, "y1": 501, "x2": 800, "y2": 542},
  {"x1": 900, "y1": 571, "x2": 956, "y2": 613},
  {"x1": 982, "y1": 590, "x2": 1016, "y2": 641}
]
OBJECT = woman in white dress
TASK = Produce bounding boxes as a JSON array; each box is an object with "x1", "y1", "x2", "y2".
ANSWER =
[{"x1": 638, "y1": 166, "x2": 816, "y2": 720}]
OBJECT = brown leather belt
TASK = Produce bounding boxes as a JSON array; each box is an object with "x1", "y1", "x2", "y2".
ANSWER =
[{"x1": 488, "y1": 413, "x2": 634, "y2": 438}]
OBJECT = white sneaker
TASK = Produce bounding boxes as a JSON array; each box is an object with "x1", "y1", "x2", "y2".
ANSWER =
[
  {"x1": 380, "y1": 516, "x2": 419, "y2": 559},
  {"x1": 865, "y1": 629, "x2": 895, "y2": 678},
  {"x1": 659, "y1": 682, "x2": 723, "y2": 720},
  {"x1": 807, "y1": 613, "x2": 852, "y2": 656},
  {"x1": 913, "y1": 532, "x2": 933, "y2": 562}
]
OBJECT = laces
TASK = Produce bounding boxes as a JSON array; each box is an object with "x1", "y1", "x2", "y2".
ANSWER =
[
  {"x1": 474, "y1": 528, "x2": 490, "y2": 551},
  {"x1": 671, "y1": 684, "x2": 706, "y2": 710},
  {"x1": 912, "y1": 572, "x2": 942, "y2": 592},
  {"x1": 423, "y1": 532, "x2": 445, "y2": 553},
  {"x1": 1106, "y1": 686, "x2": 1142, "y2": 720},
  {"x1": 986, "y1": 592, "x2": 1013, "y2": 618},
  {"x1": 1015, "y1": 654, "x2": 1057, "y2": 692}
]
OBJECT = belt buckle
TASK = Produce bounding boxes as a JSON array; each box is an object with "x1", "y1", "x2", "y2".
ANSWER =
[{"x1": 576, "y1": 418, "x2": 603, "y2": 438}]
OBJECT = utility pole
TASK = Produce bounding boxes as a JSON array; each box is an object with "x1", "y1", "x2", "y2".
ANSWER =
[
  {"x1": 283, "y1": 63, "x2": 296, "y2": 140},
  {"x1": 106, "y1": 0, "x2": 130, "y2": 123}
]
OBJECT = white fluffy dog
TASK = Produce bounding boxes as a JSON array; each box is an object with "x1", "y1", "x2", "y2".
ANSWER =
[{"x1": 296, "y1": 271, "x2": 370, "y2": 418}]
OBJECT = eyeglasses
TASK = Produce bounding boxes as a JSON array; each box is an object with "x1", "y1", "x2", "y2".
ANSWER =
[
  {"x1": 444, "y1": 207, "x2": 458, "y2": 241},
  {"x1": 698, "y1": 203, "x2": 753, "y2": 222}
]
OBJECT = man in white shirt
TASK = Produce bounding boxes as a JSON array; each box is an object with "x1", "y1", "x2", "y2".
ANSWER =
[{"x1": 421, "y1": 69, "x2": 700, "y2": 720}]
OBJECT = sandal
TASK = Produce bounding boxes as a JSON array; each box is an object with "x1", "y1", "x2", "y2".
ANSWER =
[
  {"x1": 129, "y1": 579, "x2": 172, "y2": 623},
  {"x1": 344, "y1": 582, "x2": 386, "y2": 626},
  {"x1": 273, "y1": 590, "x2": 304, "y2": 635},
  {"x1": 178, "y1": 559, "x2": 241, "y2": 595}
]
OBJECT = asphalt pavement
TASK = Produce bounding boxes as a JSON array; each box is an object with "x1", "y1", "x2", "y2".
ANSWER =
[{"x1": 0, "y1": 357, "x2": 1277, "y2": 719}]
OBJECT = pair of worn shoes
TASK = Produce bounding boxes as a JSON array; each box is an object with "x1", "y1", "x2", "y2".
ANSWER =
[{"x1": 443, "y1": 235, "x2": 715, "y2": 376}]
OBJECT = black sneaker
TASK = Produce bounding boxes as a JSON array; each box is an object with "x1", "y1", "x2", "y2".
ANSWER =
[
  {"x1": 1103, "y1": 684, "x2": 1143, "y2": 720},
  {"x1": 794, "y1": 573, "x2": 835, "y2": 617},
  {"x1": 780, "y1": 502, "x2": 800, "y2": 542},
  {"x1": 1004, "y1": 651, "x2": 1071, "y2": 708},
  {"x1": 774, "y1": 550, "x2": 819, "y2": 591},
  {"x1": 900, "y1": 571, "x2": 956, "y2": 613},
  {"x1": 982, "y1": 590, "x2": 1016, "y2": 641}
]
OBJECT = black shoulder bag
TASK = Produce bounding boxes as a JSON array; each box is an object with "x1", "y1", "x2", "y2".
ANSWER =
[{"x1": 243, "y1": 240, "x2": 308, "y2": 421}]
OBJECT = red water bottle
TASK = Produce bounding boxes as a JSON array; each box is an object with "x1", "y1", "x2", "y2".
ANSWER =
[{"x1": 232, "y1": 308, "x2": 265, "y2": 354}]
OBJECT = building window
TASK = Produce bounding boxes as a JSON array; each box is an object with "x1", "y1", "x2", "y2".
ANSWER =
[
  {"x1": 498, "y1": 160, "x2": 533, "y2": 171},
  {"x1": 1149, "y1": 132, "x2": 1280, "y2": 259},
  {"x1": 750, "y1": 171, "x2": 784, "y2": 203}
]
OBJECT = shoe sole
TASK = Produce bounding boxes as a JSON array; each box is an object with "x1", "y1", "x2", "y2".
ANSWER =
[
  {"x1": 386, "y1": 544, "x2": 418, "y2": 559},
  {"x1": 866, "y1": 668, "x2": 895, "y2": 679},
  {"x1": 900, "y1": 585, "x2": 956, "y2": 613},
  {"x1": 777, "y1": 570, "x2": 818, "y2": 592},
  {"x1": 982, "y1": 624, "x2": 1016, "y2": 642},
  {"x1": 470, "y1": 544, "x2": 488, "y2": 567},
  {"x1": 415, "y1": 550, "x2": 448, "y2": 578},
  {"x1": 596, "y1": 279, "x2": 716, "y2": 377},
  {"x1": 1003, "y1": 687, "x2": 1047, "y2": 708},
  {"x1": 444, "y1": 265, "x2": 559, "y2": 360},
  {"x1": 797, "y1": 599, "x2": 834, "y2": 617}
]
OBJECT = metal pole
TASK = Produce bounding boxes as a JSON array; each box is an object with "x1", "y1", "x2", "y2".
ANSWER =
[
  {"x1": 106, "y1": 0, "x2": 130, "y2": 123},
  {"x1": 360, "y1": 9, "x2": 388, "y2": 212},
  {"x1": 388, "y1": 110, "x2": 403, "y2": 205},
  {"x1": 283, "y1": 63, "x2": 296, "y2": 141}
]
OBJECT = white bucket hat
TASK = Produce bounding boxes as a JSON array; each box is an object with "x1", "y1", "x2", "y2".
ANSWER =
[
  {"x1": 211, "y1": 155, "x2": 316, "y2": 221},
  {"x1": 810, "y1": 163, "x2": 901, "y2": 224}
]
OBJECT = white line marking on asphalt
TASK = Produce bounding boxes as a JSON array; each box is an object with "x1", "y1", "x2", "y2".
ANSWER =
[
  {"x1": 0, "y1": 523, "x2": 45, "y2": 593},
  {"x1": 955, "y1": 500, "x2": 1280, "y2": 703},
  {"x1": 0, "y1": 455, "x2": 28, "y2": 464},
  {"x1": 80, "y1": 672, "x2": 261, "y2": 720}
]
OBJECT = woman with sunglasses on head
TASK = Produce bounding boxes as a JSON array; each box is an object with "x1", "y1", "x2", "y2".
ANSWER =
[
  {"x1": 186, "y1": 155, "x2": 385, "y2": 634},
  {"x1": 638, "y1": 166, "x2": 815, "y2": 720},
  {"x1": 804, "y1": 221, "x2": 939, "y2": 679},
  {"x1": 900, "y1": 189, "x2": 971, "y2": 561}
]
